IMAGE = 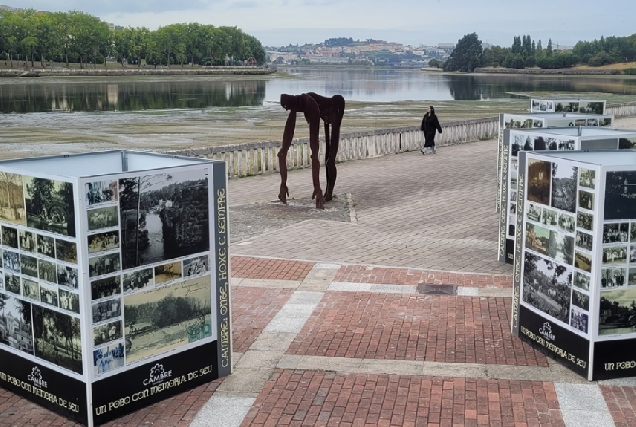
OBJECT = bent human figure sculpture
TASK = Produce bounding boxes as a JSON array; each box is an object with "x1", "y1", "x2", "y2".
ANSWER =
[{"x1": 278, "y1": 92, "x2": 345, "y2": 209}]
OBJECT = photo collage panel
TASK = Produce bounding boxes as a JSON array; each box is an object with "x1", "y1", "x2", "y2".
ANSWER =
[
  {"x1": 523, "y1": 158, "x2": 596, "y2": 335},
  {"x1": 86, "y1": 168, "x2": 213, "y2": 376},
  {"x1": 0, "y1": 173, "x2": 83, "y2": 376},
  {"x1": 599, "y1": 170, "x2": 636, "y2": 337},
  {"x1": 506, "y1": 132, "x2": 580, "y2": 239}
]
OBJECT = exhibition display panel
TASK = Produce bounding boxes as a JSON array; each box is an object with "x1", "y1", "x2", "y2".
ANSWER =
[
  {"x1": 495, "y1": 110, "x2": 612, "y2": 213},
  {"x1": 0, "y1": 151, "x2": 231, "y2": 426},
  {"x1": 529, "y1": 98, "x2": 607, "y2": 114},
  {"x1": 512, "y1": 150, "x2": 636, "y2": 380},
  {"x1": 498, "y1": 127, "x2": 636, "y2": 264}
]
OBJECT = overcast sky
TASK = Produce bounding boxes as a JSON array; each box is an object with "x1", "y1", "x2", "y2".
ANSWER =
[{"x1": 13, "y1": 0, "x2": 635, "y2": 48}]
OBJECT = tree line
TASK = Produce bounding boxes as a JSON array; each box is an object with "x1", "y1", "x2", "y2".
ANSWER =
[
  {"x1": 440, "y1": 32, "x2": 636, "y2": 72},
  {"x1": 0, "y1": 9, "x2": 266, "y2": 68}
]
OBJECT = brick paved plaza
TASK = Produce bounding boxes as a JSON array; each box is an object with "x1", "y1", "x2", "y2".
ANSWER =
[{"x1": 3, "y1": 119, "x2": 636, "y2": 426}]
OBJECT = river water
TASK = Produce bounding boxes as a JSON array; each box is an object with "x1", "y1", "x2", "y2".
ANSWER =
[
  {"x1": 142, "y1": 212, "x2": 164, "y2": 264},
  {"x1": 1, "y1": 69, "x2": 636, "y2": 113}
]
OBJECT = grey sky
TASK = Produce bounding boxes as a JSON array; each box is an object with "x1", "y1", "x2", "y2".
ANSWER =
[{"x1": 12, "y1": 0, "x2": 635, "y2": 47}]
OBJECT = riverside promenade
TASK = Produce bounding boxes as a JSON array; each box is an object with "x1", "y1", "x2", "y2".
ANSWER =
[{"x1": 2, "y1": 119, "x2": 636, "y2": 426}]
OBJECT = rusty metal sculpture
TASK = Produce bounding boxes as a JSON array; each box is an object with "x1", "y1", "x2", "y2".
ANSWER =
[{"x1": 278, "y1": 92, "x2": 345, "y2": 209}]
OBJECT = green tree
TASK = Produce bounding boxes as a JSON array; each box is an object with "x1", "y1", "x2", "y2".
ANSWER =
[
  {"x1": 546, "y1": 38, "x2": 553, "y2": 57},
  {"x1": 443, "y1": 32, "x2": 483, "y2": 72}
]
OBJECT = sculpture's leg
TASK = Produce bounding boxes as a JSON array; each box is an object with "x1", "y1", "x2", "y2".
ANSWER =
[
  {"x1": 277, "y1": 110, "x2": 296, "y2": 203},
  {"x1": 308, "y1": 117, "x2": 324, "y2": 210},
  {"x1": 323, "y1": 122, "x2": 332, "y2": 201},
  {"x1": 325, "y1": 120, "x2": 341, "y2": 202}
]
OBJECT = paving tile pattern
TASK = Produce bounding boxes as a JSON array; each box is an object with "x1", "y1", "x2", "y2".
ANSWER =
[
  {"x1": 287, "y1": 292, "x2": 548, "y2": 366},
  {"x1": 601, "y1": 385, "x2": 636, "y2": 427},
  {"x1": 231, "y1": 256, "x2": 315, "y2": 281},
  {"x1": 241, "y1": 370, "x2": 564, "y2": 427},
  {"x1": 0, "y1": 379, "x2": 222, "y2": 427},
  {"x1": 232, "y1": 286, "x2": 296, "y2": 352},
  {"x1": 334, "y1": 265, "x2": 513, "y2": 288},
  {"x1": 229, "y1": 140, "x2": 514, "y2": 274}
]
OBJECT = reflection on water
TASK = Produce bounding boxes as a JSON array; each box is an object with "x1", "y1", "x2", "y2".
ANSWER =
[
  {"x1": 142, "y1": 212, "x2": 164, "y2": 264},
  {"x1": 1, "y1": 69, "x2": 636, "y2": 113},
  {"x1": 0, "y1": 79, "x2": 267, "y2": 113}
]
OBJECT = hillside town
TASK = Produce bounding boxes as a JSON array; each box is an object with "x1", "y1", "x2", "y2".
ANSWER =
[{"x1": 266, "y1": 38, "x2": 489, "y2": 68}]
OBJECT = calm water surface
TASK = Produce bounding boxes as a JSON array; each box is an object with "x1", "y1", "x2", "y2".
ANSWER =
[{"x1": 1, "y1": 68, "x2": 636, "y2": 113}]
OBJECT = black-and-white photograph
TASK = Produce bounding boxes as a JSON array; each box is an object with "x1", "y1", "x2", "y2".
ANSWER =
[
  {"x1": 556, "y1": 102, "x2": 579, "y2": 113},
  {"x1": 124, "y1": 276, "x2": 212, "y2": 364},
  {"x1": 603, "y1": 246, "x2": 628, "y2": 266},
  {"x1": 573, "y1": 271, "x2": 590, "y2": 291},
  {"x1": 0, "y1": 294, "x2": 33, "y2": 354},
  {"x1": 527, "y1": 203, "x2": 541, "y2": 222},
  {"x1": 551, "y1": 163, "x2": 578, "y2": 213},
  {"x1": 89, "y1": 253, "x2": 121, "y2": 277},
  {"x1": 599, "y1": 288, "x2": 636, "y2": 336},
  {"x1": 587, "y1": 118, "x2": 599, "y2": 126},
  {"x1": 4, "y1": 273, "x2": 20, "y2": 295},
  {"x1": 511, "y1": 134, "x2": 533, "y2": 156},
  {"x1": 528, "y1": 160, "x2": 551, "y2": 207},
  {"x1": 629, "y1": 268, "x2": 636, "y2": 286},
  {"x1": 87, "y1": 206, "x2": 119, "y2": 231},
  {"x1": 510, "y1": 203, "x2": 516, "y2": 215},
  {"x1": 155, "y1": 262, "x2": 182, "y2": 284},
  {"x1": 24, "y1": 176, "x2": 76, "y2": 237},
  {"x1": 556, "y1": 139, "x2": 575, "y2": 150},
  {"x1": 631, "y1": 223, "x2": 636, "y2": 242},
  {"x1": 570, "y1": 307, "x2": 589, "y2": 334},
  {"x1": 85, "y1": 180, "x2": 118, "y2": 206},
  {"x1": 549, "y1": 231, "x2": 574, "y2": 265},
  {"x1": 88, "y1": 230, "x2": 120, "y2": 254},
  {"x1": 0, "y1": 249, "x2": 2, "y2": 269},
  {"x1": 92, "y1": 276, "x2": 122, "y2": 301},
  {"x1": 510, "y1": 190, "x2": 517, "y2": 202},
  {"x1": 619, "y1": 138, "x2": 636, "y2": 150},
  {"x1": 184, "y1": 255, "x2": 209, "y2": 277},
  {"x1": 57, "y1": 265, "x2": 78, "y2": 289},
  {"x1": 575, "y1": 231, "x2": 593, "y2": 251},
  {"x1": 93, "y1": 319, "x2": 123, "y2": 347},
  {"x1": 601, "y1": 118, "x2": 613, "y2": 127},
  {"x1": 123, "y1": 268, "x2": 154, "y2": 293},
  {"x1": 575, "y1": 119, "x2": 587, "y2": 127},
  {"x1": 20, "y1": 254, "x2": 37, "y2": 277},
  {"x1": 55, "y1": 239, "x2": 77, "y2": 264},
  {"x1": 578, "y1": 190, "x2": 594, "y2": 211},
  {"x1": 572, "y1": 290, "x2": 590, "y2": 311},
  {"x1": 0, "y1": 172, "x2": 26, "y2": 226},
  {"x1": 2, "y1": 226, "x2": 18, "y2": 248},
  {"x1": 577, "y1": 211, "x2": 594, "y2": 231},
  {"x1": 547, "y1": 138, "x2": 558, "y2": 150},
  {"x1": 35, "y1": 235, "x2": 55, "y2": 260},
  {"x1": 542, "y1": 208, "x2": 557, "y2": 227},
  {"x1": 22, "y1": 278, "x2": 39, "y2": 301},
  {"x1": 59, "y1": 289, "x2": 80, "y2": 314},
  {"x1": 4, "y1": 250, "x2": 20, "y2": 273},
  {"x1": 630, "y1": 245, "x2": 636, "y2": 263},
  {"x1": 604, "y1": 223, "x2": 629, "y2": 244},
  {"x1": 575, "y1": 251, "x2": 592, "y2": 273},
  {"x1": 32, "y1": 305, "x2": 82, "y2": 373},
  {"x1": 580, "y1": 101, "x2": 604, "y2": 115},
  {"x1": 557, "y1": 212, "x2": 575, "y2": 234},
  {"x1": 39, "y1": 281, "x2": 58, "y2": 307},
  {"x1": 579, "y1": 168, "x2": 596, "y2": 190},
  {"x1": 92, "y1": 298, "x2": 121, "y2": 324},
  {"x1": 522, "y1": 252, "x2": 571, "y2": 324},
  {"x1": 605, "y1": 171, "x2": 636, "y2": 221},
  {"x1": 119, "y1": 169, "x2": 209, "y2": 270},
  {"x1": 93, "y1": 342, "x2": 125, "y2": 376},
  {"x1": 602, "y1": 268, "x2": 626, "y2": 288},
  {"x1": 38, "y1": 259, "x2": 57, "y2": 284},
  {"x1": 19, "y1": 229, "x2": 36, "y2": 253},
  {"x1": 526, "y1": 223, "x2": 550, "y2": 256}
]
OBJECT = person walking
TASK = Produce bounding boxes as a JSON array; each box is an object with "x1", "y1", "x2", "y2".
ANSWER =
[{"x1": 420, "y1": 106, "x2": 443, "y2": 155}]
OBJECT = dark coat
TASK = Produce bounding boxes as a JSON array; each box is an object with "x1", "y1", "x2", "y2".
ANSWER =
[{"x1": 421, "y1": 113, "x2": 442, "y2": 146}]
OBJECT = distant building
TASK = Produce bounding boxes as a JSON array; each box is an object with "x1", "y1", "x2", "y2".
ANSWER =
[{"x1": 437, "y1": 43, "x2": 456, "y2": 52}]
